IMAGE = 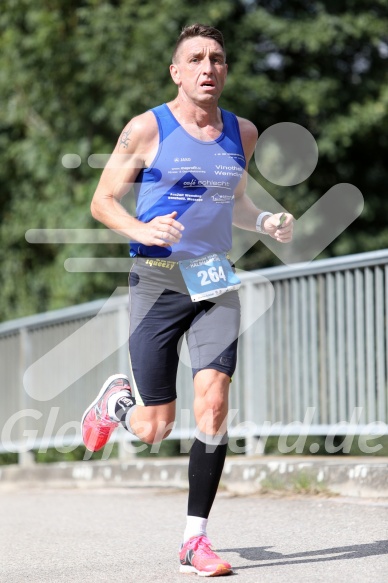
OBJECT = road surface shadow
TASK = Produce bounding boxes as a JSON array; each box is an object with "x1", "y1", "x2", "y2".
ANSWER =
[{"x1": 219, "y1": 540, "x2": 388, "y2": 570}]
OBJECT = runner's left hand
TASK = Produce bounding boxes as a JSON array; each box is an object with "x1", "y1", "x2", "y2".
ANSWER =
[{"x1": 262, "y1": 213, "x2": 294, "y2": 243}]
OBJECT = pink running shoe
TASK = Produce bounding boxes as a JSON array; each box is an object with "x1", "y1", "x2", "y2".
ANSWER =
[
  {"x1": 81, "y1": 374, "x2": 132, "y2": 452},
  {"x1": 179, "y1": 536, "x2": 232, "y2": 577}
]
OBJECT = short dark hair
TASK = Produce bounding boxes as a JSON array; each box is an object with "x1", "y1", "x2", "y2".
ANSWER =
[{"x1": 172, "y1": 23, "x2": 226, "y2": 63}]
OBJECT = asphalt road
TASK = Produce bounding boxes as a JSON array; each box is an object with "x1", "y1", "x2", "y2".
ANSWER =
[{"x1": 0, "y1": 487, "x2": 387, "y2": 583}]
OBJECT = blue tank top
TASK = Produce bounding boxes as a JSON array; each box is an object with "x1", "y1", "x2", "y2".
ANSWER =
[{"x1": 130, "y1": 103, "x2": 246, "y2": 260}]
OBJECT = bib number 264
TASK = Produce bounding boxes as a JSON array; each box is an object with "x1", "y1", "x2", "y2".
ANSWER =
[
  {"x1": 198, "y1": 266, "x2": 226, "y2": 286},
  {"x1": 178, "y1": 252, "x2": 241, "y2": 302}
]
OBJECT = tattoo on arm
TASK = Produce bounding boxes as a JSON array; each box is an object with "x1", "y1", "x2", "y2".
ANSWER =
[{"x1": 120, "y1": 126, "x2": 133, "y2": 149}]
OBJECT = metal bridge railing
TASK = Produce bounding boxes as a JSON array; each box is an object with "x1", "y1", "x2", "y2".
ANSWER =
[{"x1": 1, "y1": 249, "x2": 387, "y2": 464}]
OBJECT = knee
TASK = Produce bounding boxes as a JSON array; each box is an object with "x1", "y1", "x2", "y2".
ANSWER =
[
  {"x1": 132, "y1": 420, "x2": 173, "y2": 445},
  {"x1": 128, "y1": 402, "x2": 176, "y2": 445},
  {"x1": 196, "y1": 388, "x2": 228, "y2": 431},
  {"x1": 144, "y1": 426, "x2": 173, "y2": 445},
  {"x1": 203, "y1": 392, "x2": 226, "y2": 418}
]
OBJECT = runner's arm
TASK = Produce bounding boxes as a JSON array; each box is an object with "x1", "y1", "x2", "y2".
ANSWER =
[
  {"x1": 91, "y1": 113, "x2": 184, "y2": 247},
  {"x1": 232, "y1": 118, "x2": 293, "y2": 242}
]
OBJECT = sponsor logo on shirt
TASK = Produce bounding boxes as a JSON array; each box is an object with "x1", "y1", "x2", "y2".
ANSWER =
[{"x1": 211, "y1": 193, "x2": 234, "y2": 203}]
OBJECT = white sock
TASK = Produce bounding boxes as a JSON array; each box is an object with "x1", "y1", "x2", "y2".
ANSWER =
[
  {"x1": 107, "y1": 390, "x2": 132, "y2": 421},
  {"x1": 183, "y1": 516, "x2": 208, "y2": 543}
]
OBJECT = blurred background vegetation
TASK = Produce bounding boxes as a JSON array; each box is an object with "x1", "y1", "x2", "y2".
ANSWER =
[
  {"x1": 2, "y1": 433, "x2": 387, "y2": 465},
  {"x1": 1, "y1": 0, "x2": 388, "y2": 322}
]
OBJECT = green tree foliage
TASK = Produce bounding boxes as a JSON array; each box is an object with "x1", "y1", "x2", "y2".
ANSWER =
[{"x1": 1, "y1": 0, "x2": 388, "y2": 320}]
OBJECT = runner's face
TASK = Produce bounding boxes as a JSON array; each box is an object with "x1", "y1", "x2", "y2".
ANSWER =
[{"x1": 170, "y1": 37, "x2": 227, "y2": 103}]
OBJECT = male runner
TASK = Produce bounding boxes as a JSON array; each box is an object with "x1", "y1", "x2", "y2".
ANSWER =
[{"x1": 82, "y1": 23, "x2": 293, "y2": 576}]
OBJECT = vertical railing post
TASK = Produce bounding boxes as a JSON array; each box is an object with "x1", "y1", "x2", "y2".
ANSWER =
[{"x1": 18, "y1": 327, "x2": 35, "y2": 466}]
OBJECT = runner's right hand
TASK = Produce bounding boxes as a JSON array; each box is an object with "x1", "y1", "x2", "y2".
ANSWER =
[{"x1": 136, "y1": 211, "x2": 185, "y2": 247}]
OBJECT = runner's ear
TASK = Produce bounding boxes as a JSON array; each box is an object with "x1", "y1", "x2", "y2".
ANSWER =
[{"x1": 170, "y1": 63, "x2": 181, "y2": 86}]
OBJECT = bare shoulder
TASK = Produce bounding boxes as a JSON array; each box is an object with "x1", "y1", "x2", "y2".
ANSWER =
[
  {"x1": 237, "y1": 117, "x2": 259, "y2": 150},
  {"x1": 116, "y1": 110, "x2": 159, "y2": 153}
]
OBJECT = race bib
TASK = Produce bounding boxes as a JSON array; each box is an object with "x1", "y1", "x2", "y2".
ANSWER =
[{"x1": 179, "y1": 253, "x2": 241, "y2": 302}]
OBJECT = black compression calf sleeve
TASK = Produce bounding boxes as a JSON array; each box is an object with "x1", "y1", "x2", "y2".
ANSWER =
[{"x1": 187, "y1": 432, "x2": 228, "y2": 519}]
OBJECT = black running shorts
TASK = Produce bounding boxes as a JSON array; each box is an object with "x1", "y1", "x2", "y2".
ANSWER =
[{"x1": 128, "y1": 258, "x2": 241, "y2": 406}]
